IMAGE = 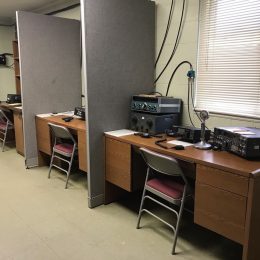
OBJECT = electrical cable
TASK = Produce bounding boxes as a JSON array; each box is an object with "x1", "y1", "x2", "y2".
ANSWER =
[
  {"x1": 190, "y1": 78, "x2": 202, "y2": 123},
  {"x1": 187, "y1": 77, "x2": 195, "y2": 127},
  {"x1": 190, "y1": 78, "x2": 213, "y2": 132},
  {"x1": 165, "y1": 60, "x2": 192, "y2": 96},
  {"x1": 0, "y1": 24, "x2": 15, "y2": 27},
  {"x1": 154, "y1": 0, "x2": 175, "y2": 67},
  {"x1": 46, "y1": 3, "x2": 80, "y2": 16},
  {"x1": 154, "y1": 0, "x2": 186, "y2": 84}
]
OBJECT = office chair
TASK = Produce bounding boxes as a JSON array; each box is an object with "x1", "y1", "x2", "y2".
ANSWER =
[
  {"x1": 137, "y1": 147, "x2": 192, "y2": 255},
  {"x1": 48, "y1": 123, "x2": 77, "y2": 189},
  {"x1": 0, "y1": 109, "x2": 14, "y2": 152}
]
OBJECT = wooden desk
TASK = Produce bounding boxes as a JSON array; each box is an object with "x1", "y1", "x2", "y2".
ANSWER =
[
  {"x1": 0, "y1": 102, "x2": 24, "y2": 155},
  {"x1": 35, "y1": 115, "x2": 88, "y2": 172},
  {"x1": 104, "y1": 133, "x2": 260, "y2": 260}
]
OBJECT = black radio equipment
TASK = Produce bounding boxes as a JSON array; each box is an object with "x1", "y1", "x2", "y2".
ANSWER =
[
  {"x1": 130, "y1": 112, "x2": 180, "y2": 135},
  {"x1": 213, "y1": 127, "x2": 260, "y2": 159},
  {"x1": 171, "y1": 125, "x2": 211, "y2": 143},
  {"x1": 131, "y1": 95, "x2": 182, "y2": 114}
]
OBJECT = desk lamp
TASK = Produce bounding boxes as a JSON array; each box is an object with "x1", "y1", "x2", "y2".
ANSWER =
[{"x1": 194, "y1": 110, "x2": 211, "y2": 150}]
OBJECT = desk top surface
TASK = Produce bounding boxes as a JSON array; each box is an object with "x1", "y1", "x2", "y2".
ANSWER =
[
  {"x1": 0, "y1": 102, "x2": 22, "y2": 113},
  {"x1": 36, "y1": 115, "x2": 86, "y2": 132},
  {"x1": 105, "y1": 133, "x2": 260, "y2": 178}
]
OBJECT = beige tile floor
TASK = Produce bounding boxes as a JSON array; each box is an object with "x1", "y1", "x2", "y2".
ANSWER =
[{"x1": 0, "y1": 148, "x2": 243, "y2": 260}]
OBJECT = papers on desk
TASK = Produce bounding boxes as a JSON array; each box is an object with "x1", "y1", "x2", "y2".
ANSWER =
[
  {"x1": 37, "y1": 113, "x2": 53, "y2": 118},
  {"x1": 15, "y1": 106, "x2": 22, "y2": 110},
  {"x1": 58, "y1": 111, "x2": 74, "y2": 116},
  {"x1": 37, "y1": 111, "x2": 74, "y2": 118},
  {"x1": 105, "y1": 129, "x2": 137, "y2": 137},
  {"x1": 167, "y1": 140, "x2": 194, "y2": 147}
]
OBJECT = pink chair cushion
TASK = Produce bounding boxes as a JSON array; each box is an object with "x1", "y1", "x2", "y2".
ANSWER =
[
  {"x1": 0, "y1": 122, "x2": 7, "y2": 130},
  {"x1": 54, "y1": 143, "x2": 74, "y2": 154},
  {"x1": 147, "y1": 178, "x2": 184, "y2": 199}
]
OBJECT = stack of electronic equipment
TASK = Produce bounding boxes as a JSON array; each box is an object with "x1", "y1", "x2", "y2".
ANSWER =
[
  {"x1": 130, "y1": 95, "x2": 182, "y2": 134},
  {"x1": 213, "y1": 127, "x2": 260, "y2": 159}
]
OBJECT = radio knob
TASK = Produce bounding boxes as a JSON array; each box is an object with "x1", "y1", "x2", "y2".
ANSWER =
[{"x1": 142, "y1": 102, "x2": 148, "y2": 110}]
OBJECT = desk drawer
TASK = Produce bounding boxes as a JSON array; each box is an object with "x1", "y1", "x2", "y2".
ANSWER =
[
  {"x1": 197, "y1": 164, "x2": 249, "y2": 196},
  {"x1": 105, "y1": 138, "x2": 131, "y2": 191},
  {"x1": 195, "y1": 182, "x2": 246, "y2": 244},
  {"x1": 35, "y1": 117, "x2": 51, "y2": 155}
]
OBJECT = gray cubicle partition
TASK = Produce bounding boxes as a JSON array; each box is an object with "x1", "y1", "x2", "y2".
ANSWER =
[
  {"x1": 81, "y1": 0, "x2": 155, "y2": 207},
  {"x1": 17, "y1": 11, "x2": 81, "y2": 167}
]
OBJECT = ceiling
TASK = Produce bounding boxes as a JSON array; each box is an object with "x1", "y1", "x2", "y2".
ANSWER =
[{"x1": 0, "y1": 0, "x2": 79, "y2": 24}]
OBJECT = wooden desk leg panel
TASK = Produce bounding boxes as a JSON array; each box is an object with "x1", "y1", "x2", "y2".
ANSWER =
[
  {"x1": 105, "y1": 137, "x2": 131, "y2": 191},
  {"x1": 105, "y1": 137, "x2": 131, "y2": 204},
  {"x1": 243, "y1": 176, "x2": 260, "y2": 260},
  {"x1": 13, "y1": 112, "x2": 24, "y2": 156},
  {"x1": 78, "y1": 130, "x2": 88, "y2": 172},
  {"x1": 35, "y1": 117, "x2": 51, "y2": 156}
]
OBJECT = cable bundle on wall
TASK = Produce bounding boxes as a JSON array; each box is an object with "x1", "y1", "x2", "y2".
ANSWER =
[
  {"x1": 154, "y1": 0, "x2": 186, "y2": 84},
  {"x1": 154, "y1": 0, "x2": 201, "y2": 127}
]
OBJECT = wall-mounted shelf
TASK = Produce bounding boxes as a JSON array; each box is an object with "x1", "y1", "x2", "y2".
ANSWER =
[{"x1": 12, "y1": 40, "x2": 21, "y2": 94}]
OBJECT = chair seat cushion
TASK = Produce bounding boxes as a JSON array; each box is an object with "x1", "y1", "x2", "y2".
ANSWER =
[
  {"x1": 54, "y1": 143, "x2": 74, "y2": 154},
  {"x1": 0, "y1": 122, "x2": 7, "y2": 130},
  {"x1": 147, "y1": 178, "x2": 184, "y2": 199}
]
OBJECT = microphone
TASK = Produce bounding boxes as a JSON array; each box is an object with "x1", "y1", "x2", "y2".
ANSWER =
[{"x1": 194, "y1": 110, "x2": 211, "y2": 150}]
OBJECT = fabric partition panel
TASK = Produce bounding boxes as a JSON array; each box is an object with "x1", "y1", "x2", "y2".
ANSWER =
[
  {"x1": 81, "y1": 0, "x2": 155, "y2": 207},
  {"x1": 17, "y1": 11, "x2": 81, "y2": 167}
]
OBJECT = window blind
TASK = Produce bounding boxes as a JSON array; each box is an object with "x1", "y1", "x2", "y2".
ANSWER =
[{"x1": 196, "y1": 0, "x2": 260, "y2": 119}]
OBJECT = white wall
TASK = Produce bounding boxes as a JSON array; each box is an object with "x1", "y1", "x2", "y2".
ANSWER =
[
  {"x1": 53, "y1": 5, "x2": 80, "y2": 20},
  {"x1": 0, "y1": 26, "x2": 16, "y2": 101},
  {"x1": 154, "y1": 0, "x2": 260, "y2": 129}
]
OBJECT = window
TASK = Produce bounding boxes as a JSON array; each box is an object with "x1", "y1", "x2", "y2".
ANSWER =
[{"x1": 196, "y1": 0, "x2": 260, "y2": 119}]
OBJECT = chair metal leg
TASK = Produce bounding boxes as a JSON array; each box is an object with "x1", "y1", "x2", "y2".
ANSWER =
[
  {"x1": 136, "y1": 188, "x2": 147, "y2": 229},
  {"x1": 48, "y1": 151, "x2": 55, "y2": 178},
  {"x1": 172, "y1": 191, "x2": 186, "y2": 255},
  {"x1": 137, "y1": 168, "x2": 151, "y2": 229},
  {"x1": 1, "y1": 140, "x2": 4, "y2": 152},
  {"x1": 64, "y1": 155, "x2": 73, "y2": 189},
  {"x1": 1, "y1": 130, "x2": 7, "y2": 152}
]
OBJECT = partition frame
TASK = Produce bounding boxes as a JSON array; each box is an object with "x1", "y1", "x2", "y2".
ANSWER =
[
  {"x1": 16, "y1": 11, "x2": 82, "y2": 167},
  {"x1": 81, "y1": 0, "x2": 155, "y2": 208}
]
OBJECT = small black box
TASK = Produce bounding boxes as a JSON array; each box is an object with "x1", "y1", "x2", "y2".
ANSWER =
[
  {"x1": 172, "y1": 125, "x2": 211, "y2": 143},
  {"x1": 6, "y1": 94, "x2": 21, "y2": 104},
  {"x1": 74, "y1": 107, "x2": 85, "y2": 120},
  {"x1": 0, "y1": 54, "x2": 6, "y2": 65}
]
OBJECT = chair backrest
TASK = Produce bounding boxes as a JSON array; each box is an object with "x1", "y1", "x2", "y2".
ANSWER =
[
  {"x1": 0, "y1": 109, "x2": 13, "y2": 125},
  {"x1": 48, "y1": 123, "x2": 76, "y2": 144},
  {"x1": 140, "y1": 147, "x2": 187, "y2": 181}
]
